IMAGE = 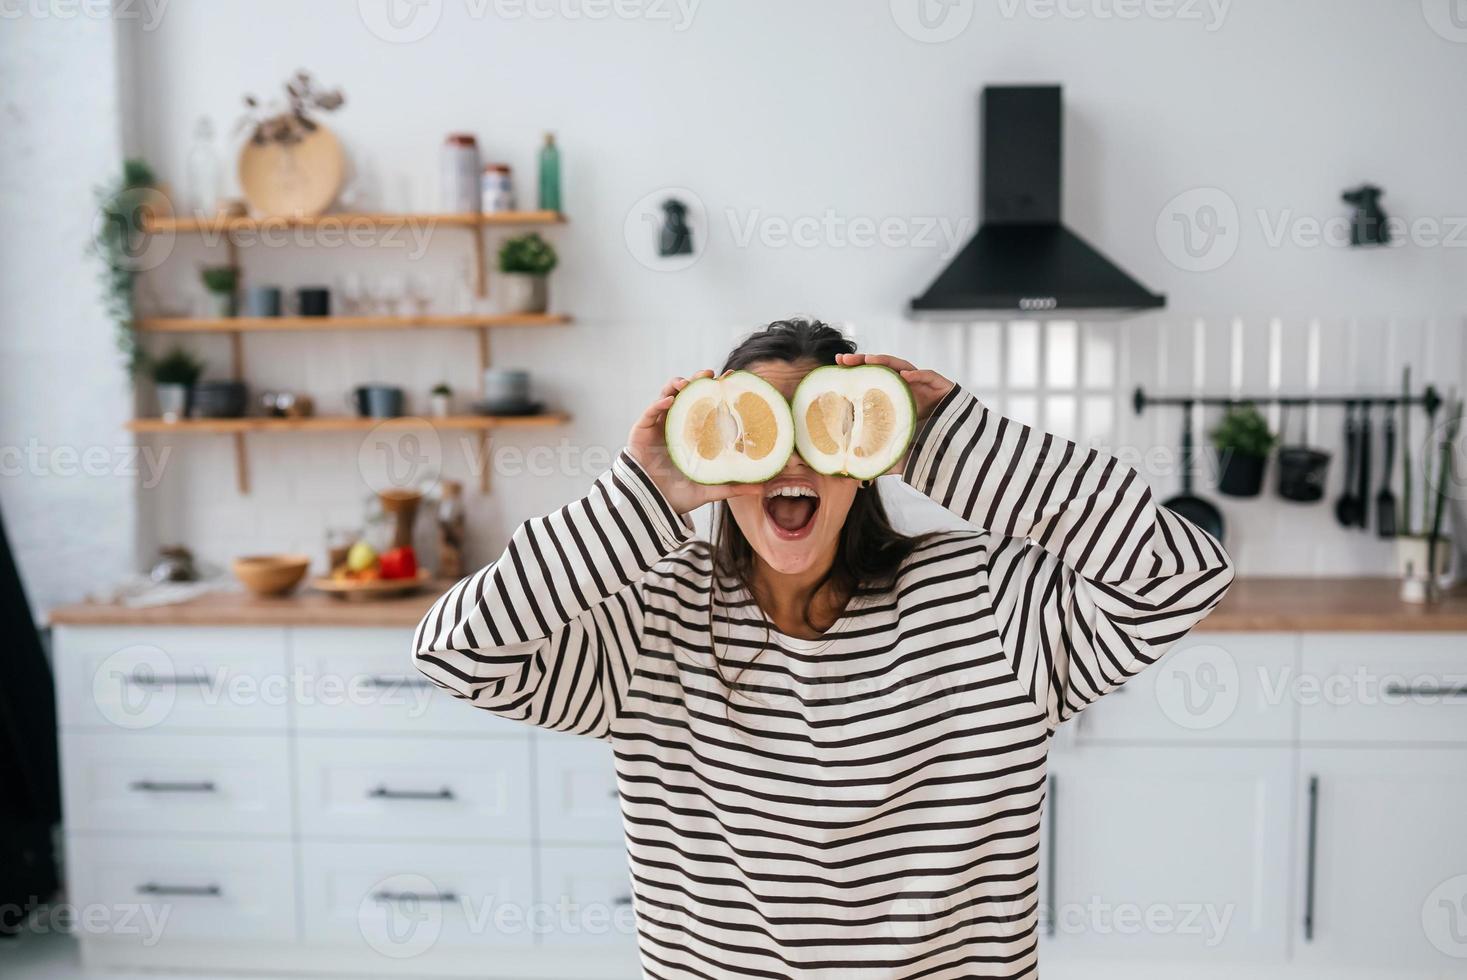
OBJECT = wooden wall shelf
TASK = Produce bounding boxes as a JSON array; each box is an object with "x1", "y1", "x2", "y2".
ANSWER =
[
  {"x1": 144, "y1": 211, "x2": 565, "y2": 233},
  {"x1": 126, "y1": 414, "x2": 569, "y2": 434},
  {"x1": 137, "y1": 313, "x2": 572, "y2": 333}
]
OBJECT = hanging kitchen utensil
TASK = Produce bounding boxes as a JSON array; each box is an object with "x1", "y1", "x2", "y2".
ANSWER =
[
  {"x1": 1276, "y1": 404, "x2": 1331, "y2": 503},
  {"x1": 1376, "y1": 410, "x2": 1397, "y2": 537},
  {"x1": 1162, "y1": 403, "x2": 1225, "y2": 542},
  {"x1": 1355, "y1": 402, "x2": 1372, "y2": 531},
  {"x1": 1334, "y1": 403, "x2": 1361, "y2": 527}
]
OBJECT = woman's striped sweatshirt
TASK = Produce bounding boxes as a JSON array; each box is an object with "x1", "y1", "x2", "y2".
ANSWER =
[{"x1": 412, "y1": 385, "x2": 1235, "y2": 980}]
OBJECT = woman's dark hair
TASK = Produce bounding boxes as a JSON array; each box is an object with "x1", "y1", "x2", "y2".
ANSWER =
[{"x1": 709, "y1": 318, "x2": 928, "y2": 676}]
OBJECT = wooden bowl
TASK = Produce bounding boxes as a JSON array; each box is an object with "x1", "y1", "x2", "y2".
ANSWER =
[{"x1": 232, "y1": 554, "x2": 312, "y2": 596}]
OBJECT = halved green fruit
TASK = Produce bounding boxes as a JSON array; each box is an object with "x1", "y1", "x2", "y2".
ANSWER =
[
  {"x1": 791, "y1": 364, "x2": 916, "y2": 479},
  {"x1": 664, "y1": 371, "x2": 795, "y2": 484}
]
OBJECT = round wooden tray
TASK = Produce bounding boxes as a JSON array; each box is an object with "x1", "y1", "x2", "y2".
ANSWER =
[{"x1": 311, "y1": 568, "x2": 431, "y2": 601}]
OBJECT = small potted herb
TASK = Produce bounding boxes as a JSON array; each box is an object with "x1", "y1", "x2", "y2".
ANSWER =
[
  {"x1": 151, "y1": 346, "x2": 206, "y2": 422},
  {"x1": 201, "y1": 265, "x2": 240, "y2": 318},
  {"x1": 497, "y1": 232, "x2": 557, "y2": 314},
  {"x1": 1211, "y1": 403, "x2": 1277, "y2": 497},
  {"x1": 430, "y1": 382, "x2": 453, "y2": 418}
]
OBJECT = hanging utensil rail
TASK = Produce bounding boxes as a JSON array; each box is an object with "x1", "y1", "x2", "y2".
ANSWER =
[{"x1": 1132, "y1": 386, "x2": 1442, "y2": 415}]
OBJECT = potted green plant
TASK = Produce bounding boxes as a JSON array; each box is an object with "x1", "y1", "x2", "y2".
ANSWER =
[
  {"x1": 89, "y1": 158, "x2": 160, "y2": 376},
  {"x1": 1210, "y1": 403, "x2": 1277, "y2": 497},
  {"x1": 201, "y1": 265, "x2": 240, "y2": 318},
  {"x1": 497, "y1": 232, "x2": 557, "y2": 314},
  {"x1": 1396, "y1": 379, "x2": 1462, "y2": 602},
  {"x1": 430, "y1": 382, "x2": 453, "y2": 418},
  {"x1": 151, "y1": 346, "x2": 206, "y2": 422}
]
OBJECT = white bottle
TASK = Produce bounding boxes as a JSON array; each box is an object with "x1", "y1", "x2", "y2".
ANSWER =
[
  {"x1": 439, "y1": 134, "x2": 481, "y2": 213},
  {"x1": 184, "y1": 117, "x2": 221, "y2": 215}
]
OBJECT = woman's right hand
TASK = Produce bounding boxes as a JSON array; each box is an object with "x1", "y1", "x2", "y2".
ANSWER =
[{"x1": 627, "y1": 371, "x2": 765, "y2": 515}]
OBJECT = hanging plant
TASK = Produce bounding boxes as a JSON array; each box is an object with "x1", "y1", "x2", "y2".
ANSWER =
[
  {"x1": 237, "y1": 69, "x2": 345, "y2": 147},
  {"x1": 89, "y1": 158, "x2": 159, "y2": 377}
]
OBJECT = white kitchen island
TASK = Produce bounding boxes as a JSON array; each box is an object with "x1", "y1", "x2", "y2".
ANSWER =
[{"x1": 48, "y1": 580, "x2": 1467, "y2": 979}]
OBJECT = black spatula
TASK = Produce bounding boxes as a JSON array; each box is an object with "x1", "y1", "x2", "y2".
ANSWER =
[{"x1": 1376, "y1": 413, "x2": 1397, "y2": 537}]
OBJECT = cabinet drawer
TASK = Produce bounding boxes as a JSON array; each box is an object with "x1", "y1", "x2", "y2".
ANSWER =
[
  {"x1": 290, "y1": 627, "x2": 522, "y2": 736},
  {"x1": 1299, "y1": 634, "x2": 1467, "y2": 743},
  {"x1": 295, "y1": 735, "x2": 532, "y2": 841},
  {"x1": 536, "y1": 732, "x2": 624, "y2": 844},
  {"x1": 55, "y1": 626, "x2": 288, "y2": 732},
  {"x1": 66, "y1": 836, "x2": 296, "y2": 943},
  {"x1": 300, "y1": 840, "x2": 533, "y2": 951},
  {"x1": 61, "y1": 732, "x2": 291, "y2": 836},
  {"x1": 537, "y1": 845, "x2": 638, "y2": 948},
  {"x1": 1076, "y1": 634, "x2": 1296, "y2": 743}
]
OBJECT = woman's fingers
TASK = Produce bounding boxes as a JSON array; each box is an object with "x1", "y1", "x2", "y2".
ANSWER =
[
  {"x1": 838, "y1": 352, "x2": 919, "y2": 373},
  {"x1": 635, "y1": 393, "x2": 676, "y2": 430}
]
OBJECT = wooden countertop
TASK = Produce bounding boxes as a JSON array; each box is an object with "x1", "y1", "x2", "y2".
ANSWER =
[{"x1": 46, "y1": 578, "x2": 1467, "y2": 632}]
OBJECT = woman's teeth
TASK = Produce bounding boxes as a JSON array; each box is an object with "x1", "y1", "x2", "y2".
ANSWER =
[{"x1": 765, "y1": 485, "x2": 818, "y2": 499}]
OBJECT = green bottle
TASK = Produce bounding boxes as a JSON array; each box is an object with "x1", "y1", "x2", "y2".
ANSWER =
[{"x1": 538, "y1": 132, "x2": 560, "y2": 213}]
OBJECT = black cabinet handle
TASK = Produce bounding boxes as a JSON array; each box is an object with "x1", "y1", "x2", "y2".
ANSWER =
[
  {"x1": 363, "y1": 676, "x2": 435, "y2": 690},
  {"x1": 368, "y1": 786, "x2": 455, "y2": 801},
  {"x1": 1303, "y1": 775, "x2": 1319, "y2": 942},
  {"x1": 127, "y1": 671, "x2": 211, "y2": 687},
  {"x1": 373, "y1": 890, "x2": 458, "y2": 903},
  {"x1": 1046, "y1": 774, "x2": 1058, "y2": 938},
  {"x1": 129, "y1": 780, "x2": 217, "y2": 793},
  {"x1": 613, "y1": 895, "x2": 633, "y2": 907},
  {"x1": 1383, "y1": 683, "x2": 1467, "y2": 699},
  {"x1": 137, "y1": 882, "x2": 221, "y2": 897}
]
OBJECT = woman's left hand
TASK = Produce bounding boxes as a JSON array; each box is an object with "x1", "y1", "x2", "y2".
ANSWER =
[
  {"x1": 835, "y1": 352, "x2": 955, "y2": 476},
  {"x1": 835, "y1": 352, "x2": 954, "y2": 422}
]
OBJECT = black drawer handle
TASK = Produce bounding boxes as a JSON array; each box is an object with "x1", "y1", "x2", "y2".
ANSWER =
[
  {"x1": 613, "y1": 895, "x2": 633, "y2": 907},
  {"x1": 368, "y1": 786, "x2": 456, "y2": 801},
  {"x1": 364, "y1": 676, "x2": 435, "y2": 690},
  {"x1": 129, "y1": 780, "x2": 217, "y2": 793},
  {"x1": 1303, "y1": 775, "x2": 1319, "y2": 942},
  {"x1": 1383, "y1": 683, "x2": 1467, "y2": 699},
  {"x1": 373, "y1": 890, "x2": 458, "y2": 903},
  {"x1": 137, "y1": 882, "x2": 221, "y2": 897},
  {"x1": 127, "y1": 671, "x2": 211, "y2": 688}
]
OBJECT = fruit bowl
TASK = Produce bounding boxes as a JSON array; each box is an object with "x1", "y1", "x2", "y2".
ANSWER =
[
  {"x1": 232, "y1": 554, "x2": 312, "y2": 596},
  {"x1": 311, "y1": 568, "x2": 432, "y2": 601}
]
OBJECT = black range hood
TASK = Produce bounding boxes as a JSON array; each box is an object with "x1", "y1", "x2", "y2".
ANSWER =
[{"x1": 910, "y1": 86, "x2": 1165, "y2": 318}]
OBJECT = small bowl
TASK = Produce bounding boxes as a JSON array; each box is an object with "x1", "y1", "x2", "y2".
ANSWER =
[{"x1": 232, "y1": 554, "x2": 311, "y2": 596}]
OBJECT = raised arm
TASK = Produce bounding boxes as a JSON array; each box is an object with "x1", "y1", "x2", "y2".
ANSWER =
[
  {"x1": 841, "y1": 353, "x2": 1235, "y2": 729},
  {"x1": 412, "y1": 372, "x2": 762, "y2": 737}
]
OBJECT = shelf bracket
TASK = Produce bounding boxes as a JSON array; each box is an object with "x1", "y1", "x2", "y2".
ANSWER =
[
  {"x1": 478, "y1": 430, "x2": 492, "y2": 493},
  {"x1": 471, "y1": 227, "x2": 488, "y2": 298}
]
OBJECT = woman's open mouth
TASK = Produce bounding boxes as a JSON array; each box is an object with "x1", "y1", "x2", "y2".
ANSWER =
[{"x1": 763, "y1": 482, "x2": 820, "y2": 540}]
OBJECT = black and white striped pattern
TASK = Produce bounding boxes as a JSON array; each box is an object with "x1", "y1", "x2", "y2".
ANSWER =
[{"x1": 414, "y1": 385, "x2": 1234, "y2": 979}]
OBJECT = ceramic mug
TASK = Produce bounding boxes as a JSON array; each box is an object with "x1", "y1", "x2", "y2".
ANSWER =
[
  {"x1": 296, "y1": 287, "x2": 331, "y2": 317},
  {"x1": 482, "y1": 369, "x2": 531, "y2": 410},
  {"x1": 244, "y1": 285, "x2": 282, "y2": 317},
  {"x1": 349, "y1": 385, "x2": 404, "y2": 418}
]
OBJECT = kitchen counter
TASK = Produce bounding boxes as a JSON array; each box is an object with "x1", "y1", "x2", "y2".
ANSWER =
[{"x1": 46, "y1": 578, "x2": 1467, "y2": 632}]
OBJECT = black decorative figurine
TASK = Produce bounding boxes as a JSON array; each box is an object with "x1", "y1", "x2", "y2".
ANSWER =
[
  {"x1": 658, "y1": 199, "x2": 694, "y2": 257},
  {"x1": 1342, "y1": 185, "x2": 1391, "y2": 247}
]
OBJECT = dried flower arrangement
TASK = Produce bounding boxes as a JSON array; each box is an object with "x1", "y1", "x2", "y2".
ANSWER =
[{"x1": 237, "y1": 70, "x2": 345, "y2": 147}]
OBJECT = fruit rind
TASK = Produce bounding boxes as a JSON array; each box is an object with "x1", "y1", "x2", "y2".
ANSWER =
[
  {"x1": 791, "y1": 364, "x2": 916, "y2": 479},
  {"x1": 663, "y1": 371, "x2": 795, "y2": 485}
]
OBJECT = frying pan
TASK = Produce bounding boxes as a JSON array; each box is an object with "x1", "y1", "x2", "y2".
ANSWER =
[{"x1": 1162, "y1": 402, "x2": 1225, "y2": 542}]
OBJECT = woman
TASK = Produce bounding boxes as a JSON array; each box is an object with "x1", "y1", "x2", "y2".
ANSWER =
[{"x1": 413, "y1": 318, "x2": 1234, "y2": 979}]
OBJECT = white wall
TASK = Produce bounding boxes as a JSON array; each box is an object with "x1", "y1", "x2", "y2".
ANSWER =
[
  {"x1": 5, "y1": 0, "x2": 1466, "y2": 608},
  {"x1": 0, "y1": 10, "x2": 139, "y2": 613}
]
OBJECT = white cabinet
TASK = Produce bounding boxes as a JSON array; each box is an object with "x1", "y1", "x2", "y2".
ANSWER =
[
  {"x1": 294, "y1": 734, "x2": 533, "y2": 841},
  {"x1": 290, "y1": 627, "x2": 521, "y2": 736},
  {"x1": 300, "y1": 840, "x2": 535, "y2": 951},
  {"x1": 536, "y1": 844, "x2": 639, "y2": 948},
  {"x1": 61, "y1": 731, "x2": 292, "y2": 837},
  {"x1": 1299, "y1": 634, "x2": 1467, "y2": 744},
  {"x1": 535, "y1": 732, "x2": 623, "y2": 844},
  {"x1": 66, "y1": 836, "x2": 297, "y2": 943},
  {"x1": 1293, "y1": 748, "x2": 1467, "y2": 971},
  {"x1": 1045, "y1": 746, "x2": 1293, "y2": 963},
  {"x1": 1077, "y1": 634, "x2": 1297, "y2": 743}
]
